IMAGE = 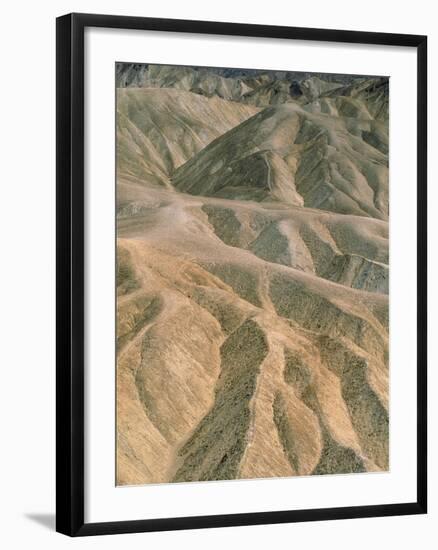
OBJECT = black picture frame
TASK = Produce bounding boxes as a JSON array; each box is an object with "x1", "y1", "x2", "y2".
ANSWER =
[{"x1": 56, "y1": 12, "x2": 428, "y2": 537}]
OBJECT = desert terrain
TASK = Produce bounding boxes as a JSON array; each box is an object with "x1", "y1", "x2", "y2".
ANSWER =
[{"x1": 116, "y1": 64, "x2": 389, "y2": 485}]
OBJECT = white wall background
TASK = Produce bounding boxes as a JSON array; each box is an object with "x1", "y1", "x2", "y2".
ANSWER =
[{"x1": 0, "y1": 0, "x2": 435, "y2": 547}]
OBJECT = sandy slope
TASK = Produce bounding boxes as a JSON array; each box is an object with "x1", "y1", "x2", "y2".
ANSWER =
[
  {"x1": 173, "y1": 103, "x2": 388, "y2": 219},
  {"x1": 117, "y1": 88, "x2": 259, "y2": 187},
  {"x1": 116, "y1": 184, "x2": 388, "y2": 485},
  {"x1": 116, "y1": 70, "x2": 389, "y2": 485}
]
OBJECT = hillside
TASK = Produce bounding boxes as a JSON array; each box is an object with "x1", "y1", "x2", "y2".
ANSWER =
[
  {"x1": 117, "y1": 87, "x2": 259, "y2": 186},
  {"x1": 173, "y1": 103, "x2": 388, "y2": 219}
]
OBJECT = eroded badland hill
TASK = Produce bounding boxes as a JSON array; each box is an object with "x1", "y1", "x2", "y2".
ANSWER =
[{"x1": 116, "y1": 65, "x2": 389, "y2": 485}]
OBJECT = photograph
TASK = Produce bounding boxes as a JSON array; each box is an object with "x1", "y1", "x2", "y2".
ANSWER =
[
  {"x1": 115, "y1": 62, "x2": 390, "y2": 486},
  {"x1": 0, "y1": 2, "x2": 430, "y2": 546}
]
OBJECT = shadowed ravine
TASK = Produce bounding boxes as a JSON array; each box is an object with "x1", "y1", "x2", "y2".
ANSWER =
[{"x1": 116, "y1": 64, "x2": 389, "y2": 485}]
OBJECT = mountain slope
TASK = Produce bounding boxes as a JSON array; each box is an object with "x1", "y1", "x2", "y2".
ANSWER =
[
  {"x1": 117, "y1": 64, "x2": 383, "y2": 109},
  {"x1": 116, "y1": 185, "x2": 389, "y2": 485},
  {"x1": 322, "y1": 77, "x2": 389, "y2": 121},
  {"x1": 117, "y1": 87, "x2": 259, "y2": 186},
  {"x1": 116, "y1": 63, "x2": 254, "y2": 102},
  {"x1": 173, "y1": 103, "x2": 388, "y2": 219}
]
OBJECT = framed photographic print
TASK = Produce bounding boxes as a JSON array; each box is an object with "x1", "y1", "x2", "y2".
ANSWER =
[{"x1": 56, "y1": 13, "x2": 427, "y2": 536}]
